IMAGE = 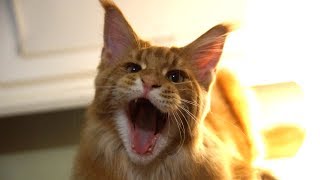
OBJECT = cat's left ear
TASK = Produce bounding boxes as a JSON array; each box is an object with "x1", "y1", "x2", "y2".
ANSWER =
[
  {"x1": 182, "y1": 24, "x2": 230, "y2": 89},
  {"x1": 100, "y1": 0, "x2": 139, "y2": 65}
]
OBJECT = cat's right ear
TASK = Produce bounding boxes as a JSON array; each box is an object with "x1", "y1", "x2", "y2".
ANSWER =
[{"x1": 100, "y1": 0, "x2": 138, "y2": 65}]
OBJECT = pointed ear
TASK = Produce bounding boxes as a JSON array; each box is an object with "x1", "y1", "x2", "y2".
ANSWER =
[
  {"x1": 182, "y1": 24, "x2": 230, "y2": 89},
  {"x1": 100, "y1": 0, "x2": 139, "y2": 65}
]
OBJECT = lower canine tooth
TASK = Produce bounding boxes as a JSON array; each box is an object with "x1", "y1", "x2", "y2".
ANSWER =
[{"x1": 148, "y1": 147, "x2": 152, "y2": 152}]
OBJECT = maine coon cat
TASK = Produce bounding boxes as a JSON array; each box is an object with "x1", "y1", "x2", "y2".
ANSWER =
[{"x1": 72, "y1": 0, "x2": 275, "y2": 179}]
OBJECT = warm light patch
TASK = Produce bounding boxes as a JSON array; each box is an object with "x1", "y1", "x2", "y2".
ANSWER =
[{"x1": 219, "y1": 0, "x2": 320, "y2": 179}]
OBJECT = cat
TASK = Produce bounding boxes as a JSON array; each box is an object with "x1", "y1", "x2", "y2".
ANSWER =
[{"x1": 72, "y1": 0, "x2": 275, "y2": 179}]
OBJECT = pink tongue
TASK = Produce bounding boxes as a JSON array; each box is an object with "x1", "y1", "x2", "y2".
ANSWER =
[
  {"x1": 132, "y1": 128, "x2": 156, "y2": 154},
  {"x1": 132, "y1": 105, "x2": 157, "y2": 154}
]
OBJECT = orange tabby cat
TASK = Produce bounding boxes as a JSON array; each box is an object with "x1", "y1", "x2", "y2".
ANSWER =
[{"x1": 72, "y1": 0, "x2": 274, "y2": 179}]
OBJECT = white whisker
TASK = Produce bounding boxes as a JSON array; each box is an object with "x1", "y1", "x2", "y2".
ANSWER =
[
  {"x1": 169, "y1": 111, "x2": 185, "y2": 154},
  {"x1": 179, "y1": 105, "x2": 198, "y2": 123},
  {"x1": 180, "y1": 98, "x2": 200, "y2": 107},
  {"x1": 176, "y1": 107, "x2": 193, "y2": 136}
]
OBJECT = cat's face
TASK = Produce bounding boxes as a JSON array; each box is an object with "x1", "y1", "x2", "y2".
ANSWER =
[
  {"x1": 94, "y1": 0, "x2": 229, "y2": 165},
  {"x1": 95, "y1": 46, "x2": 201, "y2": 164}
]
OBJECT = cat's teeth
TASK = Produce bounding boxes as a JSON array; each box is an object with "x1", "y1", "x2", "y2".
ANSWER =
[
  {"x1": 132, "y1": 144, "x2": 135, "y2": 149},
  {"x1": 134, "y1": 99, "x2": 138, "y2": 103},
  {"x1": 148, "y1": 147, "x2": 152, "y2": 152}
]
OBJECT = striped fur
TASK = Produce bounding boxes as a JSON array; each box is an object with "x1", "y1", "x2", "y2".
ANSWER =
[{"x1": 72, "y1": 1, "x2": 275, "y2": 179}]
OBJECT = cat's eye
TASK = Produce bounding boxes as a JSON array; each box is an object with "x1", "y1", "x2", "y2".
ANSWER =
[
  {"x1": 126, "y1": 63, "x2": 142, "y2": 73},
  {"x1": 166, "y1": 70, "x2": 186, "y2": 83}
]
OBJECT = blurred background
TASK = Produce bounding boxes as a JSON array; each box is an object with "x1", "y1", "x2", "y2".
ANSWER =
[{"x1": 0, "y1": 0, "x2": 319, "y2": 179}]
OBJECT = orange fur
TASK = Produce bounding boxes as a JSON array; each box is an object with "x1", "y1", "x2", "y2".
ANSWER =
[{"x1": 72, "y1": 1, "x2": 276, "y2": 179}]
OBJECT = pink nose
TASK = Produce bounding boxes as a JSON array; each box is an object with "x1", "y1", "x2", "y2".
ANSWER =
[{"x1": 141, "y1": 75, "x2": 161, "y2": 89}]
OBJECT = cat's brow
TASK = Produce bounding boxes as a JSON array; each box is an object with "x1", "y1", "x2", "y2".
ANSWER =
[
  {"x1": 133, "y1": 47, "x2": 182, "y2": 69},
  {"x1": 141, "y1": 49, "x2": 148, "y2": 62},
  {"x1": 134, "y1": 50, "x2": 143, "y2": 62},
  {"x1": 169, "y1": 55, "x2": 180, "y2": 67}
]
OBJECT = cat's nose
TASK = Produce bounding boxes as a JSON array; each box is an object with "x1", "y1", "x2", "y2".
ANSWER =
[{"x1": 141, "y1": 75, "x2": 161, "y2": 89}]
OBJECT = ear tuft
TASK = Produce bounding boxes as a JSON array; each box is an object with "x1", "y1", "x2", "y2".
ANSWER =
[
  {"x1": 99, "y1": 0, "x2": 116, "y2": 10},
  {"x1": 183, "y1": 24, "x2": 231, "y2": 89}
]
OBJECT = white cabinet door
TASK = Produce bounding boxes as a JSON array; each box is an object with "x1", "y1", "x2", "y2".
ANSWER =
[
  {"x1": 0, "y1": 0, "x2": 246, "y2": 117},
  {"x1": 0, "y1": 0, "x2": 104, "y2": 116},
  {"x1": 12, "y1": 0, "x2": 103, "y2": 55}
]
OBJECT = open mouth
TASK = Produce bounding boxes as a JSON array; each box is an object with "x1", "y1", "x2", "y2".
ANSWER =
[{"x1": 127, "y1": 98, "x2": 167, "y2": 155}]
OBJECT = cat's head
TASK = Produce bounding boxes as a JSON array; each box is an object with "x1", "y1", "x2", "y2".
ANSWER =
[{"x1": 93, "y1": 0, "x2": 230, "y2": 165}]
